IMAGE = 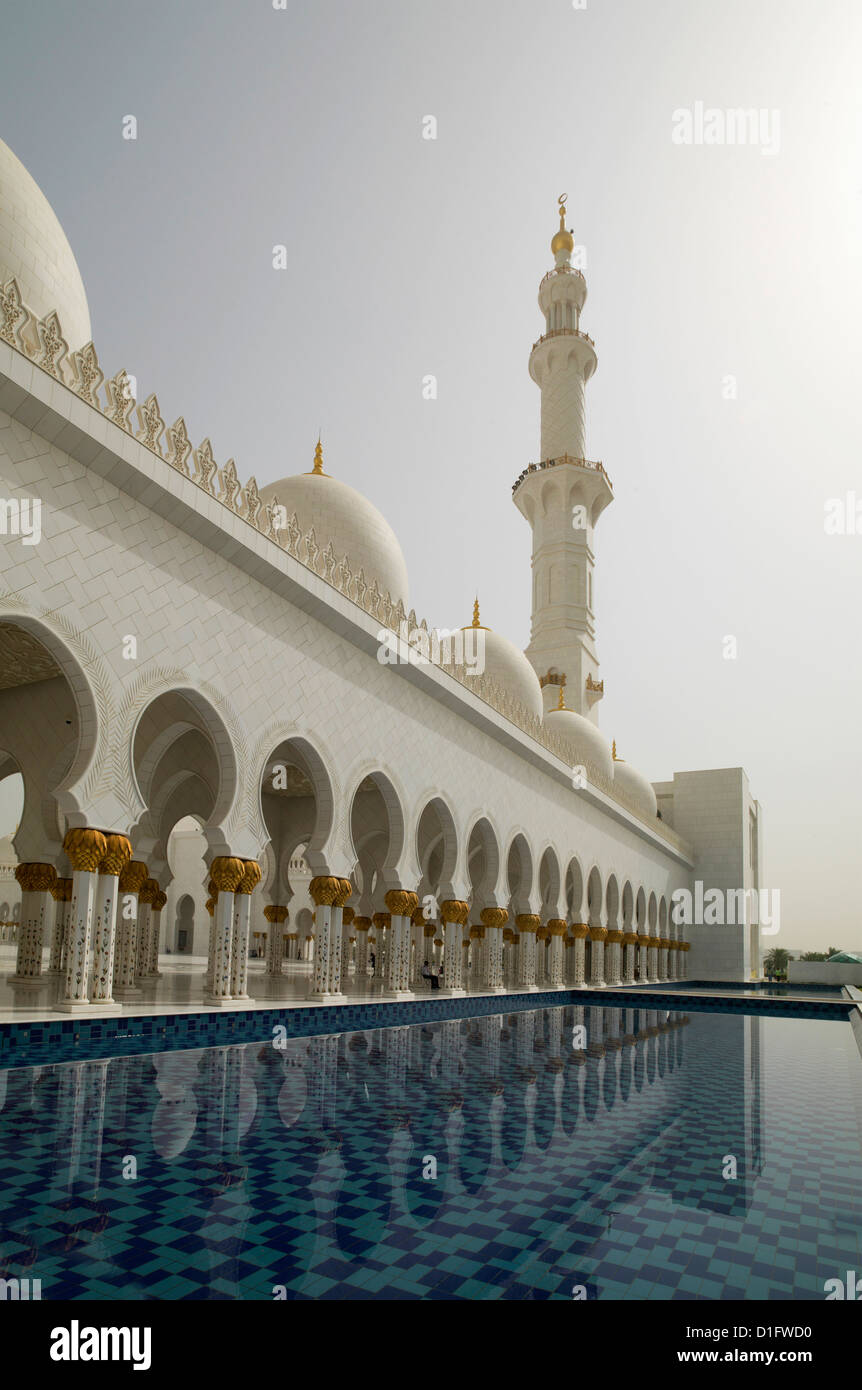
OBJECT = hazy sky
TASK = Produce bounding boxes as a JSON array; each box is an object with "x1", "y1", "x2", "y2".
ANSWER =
[{"x1": 1, "y1": 0, "x2": 860, "y2": 947}]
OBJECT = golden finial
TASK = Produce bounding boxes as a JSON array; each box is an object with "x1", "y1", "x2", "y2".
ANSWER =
[
  {"x1": 557, "y1": 684, "x2": 566, "y2": 711},
  {"x1": 311, "y1": 438, "x2": 325, "y2": 476},
  {"x1": 612, "y1": 739, "x2": 618, "y2": 761},
  {"x1": 472, "y1": 597, "x2": 481, "y2": 628},
  {"x1": 551, "y1": 193, "x2": 575, "y2": 258}
]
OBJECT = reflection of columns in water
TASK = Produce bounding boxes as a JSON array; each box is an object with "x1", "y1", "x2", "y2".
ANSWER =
[
  {"x1": 515, "y1": 1009, "x2": 536, "y2": 1068},
  {"x1": 438, "y1": 1019, "x2": 462, "y2": 1089},
  {"x1": 53, "y1": 1059, "x2": 109, "y2": 1196},
  {"x1": 479, "y1": 1014, "x2": 502, "y2": 1081},
  {"x1": 309, "y1": 1034, "x2": 340, "y2": 1131},
  {"x1": 384, "y1": 1026, "x2": 410, "y2": 1114}
]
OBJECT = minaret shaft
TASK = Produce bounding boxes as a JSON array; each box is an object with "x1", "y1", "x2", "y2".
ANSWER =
[{"x1": 513, "y1": 196, "x2": 613, "y2": 723}]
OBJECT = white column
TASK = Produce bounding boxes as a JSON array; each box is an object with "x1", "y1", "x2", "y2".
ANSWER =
[
  {"x1": 91, "y1": 836, "x2": 132, "y2": 1005},
  {"x1": 481, "y1": 908, "x2": 508, "y2": 992},
  {"x1": 588, "y1": 927, "x2": 606, "y2": 987},
  {"x1": 440, "y1": 901, "x2": 467, "y2": 995},
  {"x1": 309, "y1": 877, "x2": 351, "y2": 1000},
  {"x1": 47, "y1": 879, "x2": 70, "y2": 973},
  {"x1": 516, "y1": 916, "x2": 540, "y2": 990},
  {"x1": 230, "y1": 861, "x2": 261, "y2": 1000},
  {"x1": 11, "y1": 863, "x2": 57, "y2": 982},
  {"x1": 548, "y1": 921, "x2": 566, "y2": 989},
  {"x1": 57, "y1": 829, "x2": 108, "y2": 1011},
  {"x1": 208, "y1": 857, "x2": 245, "y2": 1005}
]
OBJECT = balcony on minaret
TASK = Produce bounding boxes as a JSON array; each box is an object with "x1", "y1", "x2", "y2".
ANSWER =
[
  {"x1": 585, "y1": 673, "x2": 605, "y2": 707},
  {"x1": 512, "y1": 454, "x2": 614, "y2": 515}
]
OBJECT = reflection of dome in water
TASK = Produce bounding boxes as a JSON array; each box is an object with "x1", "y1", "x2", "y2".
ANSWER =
[
  {"x1": 0, "y1": 138, "x2": 92, "y2": 350},
  {"x1": 259, "y1": 443, "x2": 408, "y2": 606},
  {"x1": 278, "y1": 1065, "x2": 308, "y2": 1128},
  {"x1": 152, "y1": 1096, "x2": 198, "y2": 1160}
]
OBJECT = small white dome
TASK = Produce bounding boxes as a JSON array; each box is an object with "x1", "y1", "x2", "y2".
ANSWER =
[
  {"x1": 0, "y1": 139, "x2": 91, "y2": 350},
  {"x1": 612, "y1": 758, "x2": 658, "y2": 819},
  {"x1": 545, "y1": 706, "x2": 614, "y2": 781},
  {"x1": 455, "y1": 606, "x2": 543, "y2": 721},
  {"x1": 260, "y1": 446, "x2": 408, "y2": 606}
]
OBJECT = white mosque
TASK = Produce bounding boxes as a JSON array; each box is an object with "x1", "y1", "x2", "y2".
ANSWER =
[{"x1": 0, "y1": 137, "x2": 763, "y2": 1014}]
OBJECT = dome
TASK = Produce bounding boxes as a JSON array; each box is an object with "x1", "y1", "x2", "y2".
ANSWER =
[
  {"x1": 612, "y1": 756, "x2": 658, "y2": 820},
  {"x1": 458, "y1": 602, "x2": 544, "y2": 721},
  {"x1": 0, "y1": 138, "x2": 91, "y2": 350},
  {"x1": 260, "y1": 443, "x2": 408, "y2": 606},
  {"x1": 545, "y1": 703, "x2": 614, "y2": 781}
]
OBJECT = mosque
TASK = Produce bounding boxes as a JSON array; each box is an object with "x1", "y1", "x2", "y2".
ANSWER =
[{"x1": 0, "y1": 137, "x2": 763, "y2": 1014}]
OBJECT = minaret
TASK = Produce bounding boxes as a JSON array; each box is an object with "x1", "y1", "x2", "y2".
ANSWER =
[{"x1": 513, "y1": 195, "x2": 614, "y2": 723}]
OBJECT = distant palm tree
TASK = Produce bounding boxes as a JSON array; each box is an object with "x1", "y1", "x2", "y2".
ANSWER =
[{"x1": 764, "y1": 948, "x2": 789, "y2": 978}]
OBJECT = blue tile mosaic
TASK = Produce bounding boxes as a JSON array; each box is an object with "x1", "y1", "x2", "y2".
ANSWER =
[{"x1": 0, "y1": 1001, "x2": 860, "y2": 1300}]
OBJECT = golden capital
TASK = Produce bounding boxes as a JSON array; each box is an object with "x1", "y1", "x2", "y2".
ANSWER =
[
  {"x1": 589, "y1": 925, "x2": 608, "y2": 942},
  {"x1": 569, "y1": 923, "x2": 589, "y2": 939},
  {"x1": 547, "y1": 919, "x2": 567, "y2": 936},
  {"x1": 119, "y1": 860, "x2": 148, "y2": 895},
  {"x1": 237, "y1": 860, "x2": 262, "y2": 895},
  {"x1": 423, "y1": 924, "x2": 436, "y2": 937},
  {"x1": 139, "y1": 878, "x2": 159, "y2": 906},
  {"x1": 605, "y1": 930, "x2": 624, "y2": 943},
  {"x1": 354, "y1": 917, "x2": 371, "y2": 932},
  {"x1": 63, "y1": 827, "x2": 108, "y2": 873},
  {"x1": 99, "y1": 834, "x2": 132, "y2": 878},
  {"x1": 153, "y1": 891, "x2": 168, "y2": 912},
  {"x1": 205, "y1": 898, "x2": 216, "y2": 917},
  {"x1": 480, "y1": 907, "x2": 508, "y2": 930},
  {"x1": 384, "y1": 889, "x2": 419, "y2": 918},
  {"x1": 16, "y1": 862, "x2": 57, "y2": 894},
  {"x1": 342, "y1": 906, "x2": 355, "y2": 926},
  {"x1": 372, "y1": 911, "x2": 391, "y2": 929},
  {"x1": 310, "y1": 875, "x2": 350, "y2": 907},
  {"x1": 516, "y1": 914, "x2": 541, "y2": 934},
  {"x1": 646, "y1": 939, "x2": 660, "y2": 950},
  {"x1": 51, "y1": 876, "x2": 73, "y2": 902},
  {"x1": 440, "y1": 899, "x2": 469, "y2": 924},
  {"x1": 210, "y1": 857, "x2": 245, "y2": 894}
]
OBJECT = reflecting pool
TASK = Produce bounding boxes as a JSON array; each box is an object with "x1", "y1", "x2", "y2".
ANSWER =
[{"x1": 0, "y1": 1003, "x2": 860, "y2": 1299}]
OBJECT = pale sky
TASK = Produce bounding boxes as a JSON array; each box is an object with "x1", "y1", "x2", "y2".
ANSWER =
[{"x1": 1, "y1": 0, "x2": 860, "y2": 948}]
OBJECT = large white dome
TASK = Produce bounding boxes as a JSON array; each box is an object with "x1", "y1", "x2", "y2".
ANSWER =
[
  {"x1": 612, "y1": 758, "x2": 658, "y2": 820},
  {"x1": 455, "y1": 605, "x2": 544, "y2": 721},
  {"x1": 260, "y1": 447, "x2": 408, "y2": 606},
  {"x1": 545, "y1": 705, "x2": 614, "y2": 781},
  {"x1": 0, "y1": 138, "x2": 91, "y2": 350}
]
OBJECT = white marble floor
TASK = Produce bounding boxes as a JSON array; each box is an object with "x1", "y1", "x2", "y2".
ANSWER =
[{"x1": 0, "y1": 951, "x2": 517, "y2": 1024}]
